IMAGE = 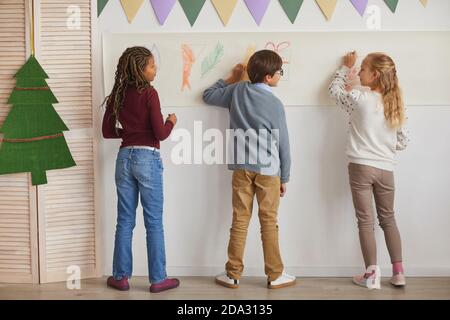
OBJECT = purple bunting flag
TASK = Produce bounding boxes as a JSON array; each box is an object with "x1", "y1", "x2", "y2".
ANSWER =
[
  {"x1": 150, "y1": 0, "x2": 176, "y2": 25},
  {"x1": 244, "y1": 0, "x2": 271, "y2": 25},
  {"x1": 350, "y1": 0, "x2": 369, "y2": 16}
]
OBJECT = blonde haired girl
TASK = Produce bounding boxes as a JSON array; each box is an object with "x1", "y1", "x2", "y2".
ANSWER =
[{"x1": 329, "y1": 51, "x2": 409, "y2": 290}]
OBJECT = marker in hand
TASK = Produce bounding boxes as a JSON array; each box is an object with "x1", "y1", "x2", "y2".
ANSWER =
[{"x1": 167, "y1": 113, "x2": 177, "y2": 126}]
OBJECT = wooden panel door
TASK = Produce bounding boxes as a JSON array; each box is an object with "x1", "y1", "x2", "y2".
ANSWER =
[
  {"x1": 36, "y1": 0, "x2": 100, "y2": 283},
  {"x1": 0, "y1": 0, "x2": 39, "y2": 284}
]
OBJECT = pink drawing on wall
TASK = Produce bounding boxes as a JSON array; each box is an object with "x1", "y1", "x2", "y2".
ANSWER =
[
  {"x1": 265, "y1": 41, "x2": 291, "y2": 64},
  {"x1": 181, "y1": 44, "x2": 195, "y2": 91}
]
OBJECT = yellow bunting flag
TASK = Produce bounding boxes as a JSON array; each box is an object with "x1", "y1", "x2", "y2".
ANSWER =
[
  {"x1": 315, "y1": 0, "x2": 338, "y2": 21},
  {"x1": 211, "y1": 0, "x2": 238, "y2": 26},
  {"x1": 120, "y1": 0, "x2": 144, "y2": 23},
  {"x1": 419, "y1": 0, "x2": 428, "y2": 7}
]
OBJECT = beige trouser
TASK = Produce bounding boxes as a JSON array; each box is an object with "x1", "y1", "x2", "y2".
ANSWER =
[
  {"x1": 348, "y1": 163, "x2": 403, "y2": 267},
  {"x1": 226, "y1": 170, "x2": 284, "y2": 281}
]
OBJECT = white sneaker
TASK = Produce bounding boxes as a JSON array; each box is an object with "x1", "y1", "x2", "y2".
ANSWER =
[
  {"x1": 352, "y1": 265, "x2": 381, "y2": 290},
  {"x1": 267, "y1": 272, "x2": 296, "y2": 289},
  {"x1": 215, "y1": 272, "x2": 239, "y2": 289}
]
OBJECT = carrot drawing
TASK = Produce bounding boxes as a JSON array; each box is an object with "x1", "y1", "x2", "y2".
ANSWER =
[{"x1": 181, "y1": 44, "x2": 195, "y2": 91}]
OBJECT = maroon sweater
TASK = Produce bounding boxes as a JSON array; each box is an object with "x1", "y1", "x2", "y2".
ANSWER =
[{"x1": 102, "y1": 86, "x2": 174, "y2": 149}]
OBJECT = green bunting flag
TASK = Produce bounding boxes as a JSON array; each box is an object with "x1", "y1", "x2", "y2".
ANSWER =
[
  {"x1": 179, "y1": 0, "x2": 206, "y2": 26},
  {"x1": 279, "y1": 0, "x2": 304, "y2": 24},
  {"x1": 384, "y1": 0, "x2": 399, "y2": 13},
  {"x1": 97, "y1": 0, "x2": 109, "y2": 17},
  {"x1": 0, "y1": 55, "x2": 76, "y2": 185}
]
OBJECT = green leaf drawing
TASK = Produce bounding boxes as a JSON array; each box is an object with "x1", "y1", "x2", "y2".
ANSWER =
[{"x1": 201, "y1": 43, "x2": 224, "y2": 77}]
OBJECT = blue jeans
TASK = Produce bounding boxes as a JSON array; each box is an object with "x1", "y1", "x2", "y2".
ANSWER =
[{"x1": 112, "y1": 147, "x2": 167, "y2": 284}]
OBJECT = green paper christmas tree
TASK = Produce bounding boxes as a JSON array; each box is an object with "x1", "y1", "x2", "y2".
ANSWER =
[{"x1": 0, "y1": 55, "x2": 76, "y2": 185}]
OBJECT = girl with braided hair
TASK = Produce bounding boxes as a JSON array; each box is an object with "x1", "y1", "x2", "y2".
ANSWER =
[{"x1": 102, "y1": 46, "x2": 179, "y2": 293}]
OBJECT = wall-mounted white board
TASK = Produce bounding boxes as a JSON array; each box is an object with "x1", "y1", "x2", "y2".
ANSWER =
[{"x1": 103, "y1": 32, "x2": 450, "y2": 107}]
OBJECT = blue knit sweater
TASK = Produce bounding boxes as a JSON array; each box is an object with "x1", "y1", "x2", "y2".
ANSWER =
[{"x1": 203, "y1": 79, "x2": 291, "y2": 183}]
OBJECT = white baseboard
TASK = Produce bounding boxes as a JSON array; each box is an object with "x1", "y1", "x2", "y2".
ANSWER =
[{"x1": 159, "y1": 266, "x2": 450, "y2": 277}]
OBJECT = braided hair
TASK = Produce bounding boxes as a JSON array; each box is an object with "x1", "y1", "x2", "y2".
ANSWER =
[{"x1": 102, "y1": 46, "x2": 153, "y2": 128}]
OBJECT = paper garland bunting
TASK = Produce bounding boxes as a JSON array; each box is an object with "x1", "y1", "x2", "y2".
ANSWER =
[
  {"x1": 211, "y1": 0, "x2": 238, "y2": 26},
  {"x1": 120, "y1": 0, "x2": 145, "y2": 23},
  {"x1": 384, "y1": 0, "x2": 399, "y2": 13},
  {"x1": 97, "y1": 0, "x2": 109, "y2": 17},
  {"x1": 279, "y1": 0, "x2": 304, "y2": 24},
  {"x1": 104, "y1": 0, "x2": 430, "y2": 25},
  {"x1": 350, "y1": 0, "x2": 369, "y2": 16},
  {"x1": 179, "y1": 0, "x2": 207, "y2": 26},
  {"x1": 244, "y1": 0, "x2": 271, "y2": 25},
  {"x1": 315, "y1": 0, "x2": 338, "y2": 21},
  {"x1": 150, "y1": 0, "x2": 176, "y2": 25}
]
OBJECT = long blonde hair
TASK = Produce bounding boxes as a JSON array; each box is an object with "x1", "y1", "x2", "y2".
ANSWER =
[{"x1": 366, "y1": 52, "x2": 405, "y2": 129}]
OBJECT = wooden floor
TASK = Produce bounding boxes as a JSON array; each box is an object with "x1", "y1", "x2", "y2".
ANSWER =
[{"x1": 0, "y1": 276, "x2": 449, "y2": 300}]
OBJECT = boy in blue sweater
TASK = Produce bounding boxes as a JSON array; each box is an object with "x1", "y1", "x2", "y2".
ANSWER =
[{"x1": 203, "y1": 50, "x2": 295, "y2": 289}]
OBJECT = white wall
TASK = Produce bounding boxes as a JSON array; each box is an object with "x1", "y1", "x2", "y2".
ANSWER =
[{"x1": 96, "y1": 0, "x2": 450, "y2": 277}]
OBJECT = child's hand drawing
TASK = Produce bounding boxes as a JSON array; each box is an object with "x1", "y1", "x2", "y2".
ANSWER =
[
  {"x1": 265, "y1": 41, "x2": 291, "y2": 64},
  {"x1": 201, "y1": 43, "x2": 224, "y2": 77},
  {"x1": 181, "y1": 44, "x2": 195, "y2": 91},
  {"x1": 241, "y1": 45, "x2": 256, "y2": 82}
]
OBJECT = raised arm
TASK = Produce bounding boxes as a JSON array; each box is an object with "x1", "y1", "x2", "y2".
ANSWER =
[
  {"x1": 328, "y1": 51, "x2": 367, "y2": 114},
  {"x1": 202, "y1": 64, "x2": 245, "y2": 108},
  {"x1": 328, "y1": 65, "x2": 366, "y2": 114}
]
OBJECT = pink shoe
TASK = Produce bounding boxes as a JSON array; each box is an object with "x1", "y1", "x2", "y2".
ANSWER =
[
  {"x1": 390, "y1": 273, "x2": 406, "y2": 287},
  {"x1": 150, "y1": 278, "x2": 180, "y2": 293},
  {"x1": 107, "y1": 276, "x2": 130, "y2": 291}
]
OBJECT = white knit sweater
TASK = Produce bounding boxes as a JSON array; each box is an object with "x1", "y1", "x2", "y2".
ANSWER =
[{"x1": 329, "y1": 66, "x2": 409, "y2": 171}]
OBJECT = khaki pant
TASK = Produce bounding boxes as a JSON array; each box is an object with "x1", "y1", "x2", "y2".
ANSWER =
[
  {"x1": 348, "y1": 163, "x2": 403, "y2": 267},
  {"x1": 226, "y1": 170, "x2": 284, "y2": 281}
]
